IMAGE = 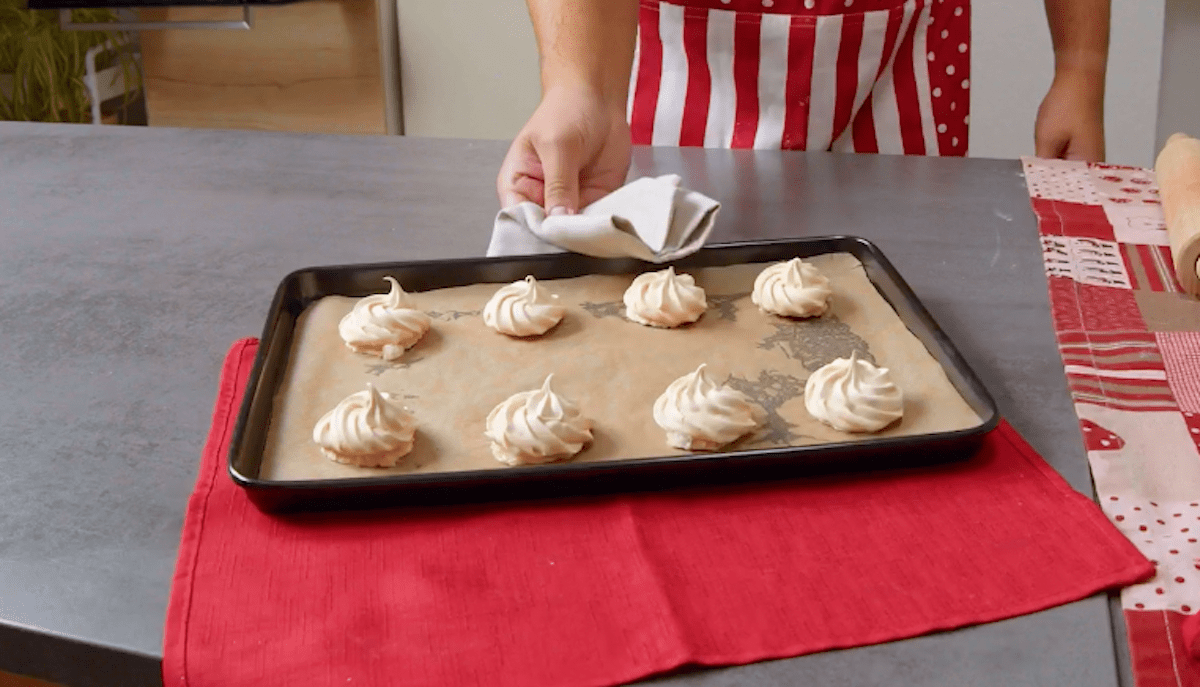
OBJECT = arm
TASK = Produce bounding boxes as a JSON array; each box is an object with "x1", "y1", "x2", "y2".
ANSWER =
[
  {"x1": 529, "y1": 0, "x2": 638, "y2": 108},
  {"x1": 497, "y1": 0, "x2": 638, "y2": 212},
  {"x1": 1035, "y1": 0, "x2": 1111, "y2": 161}
]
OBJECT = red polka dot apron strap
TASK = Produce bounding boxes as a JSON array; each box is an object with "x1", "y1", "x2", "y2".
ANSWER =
[{"x1": 628, "y1": 0, "x2": 970, "y2": 155}]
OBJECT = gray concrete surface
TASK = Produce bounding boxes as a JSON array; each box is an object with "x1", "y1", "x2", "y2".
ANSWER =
[{"x1": 0, "y1": 122, "x2": 1124, "y2": 687}]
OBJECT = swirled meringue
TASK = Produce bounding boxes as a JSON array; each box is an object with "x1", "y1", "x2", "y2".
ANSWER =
[
  {"x1": 312, "y1": 384, "x2": 417, "y2": 467},
  {"x1": 483, "y1": 275, "x2": 566, "y2": 337},
  {"x1": 804, "y1": 350, "x2": 903, "y2": 433},
  {"x1": 339, "y1": 277, "x2": 431, "y2": 360},
  {"x1": 485, "y1": 375, "x2": 593, "y2": 465},
  {"x1": 751, "y1": 258, "x2": 832, "y2": 318},
  {"x1": 653, "y1": 364, "x2": 765, "y2": 451},
  {"x1": 623, "y1": 266, "x2": 707, "y2": 328}
]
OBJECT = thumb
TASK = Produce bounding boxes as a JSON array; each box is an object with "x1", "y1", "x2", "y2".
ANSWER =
[{"x1": 538, "y1": 138, "x2": 582, "y2": 216}]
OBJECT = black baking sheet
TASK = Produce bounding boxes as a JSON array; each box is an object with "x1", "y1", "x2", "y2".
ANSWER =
[{"x1": 229, "y1": 236, "x2": 999, "y2": 512}]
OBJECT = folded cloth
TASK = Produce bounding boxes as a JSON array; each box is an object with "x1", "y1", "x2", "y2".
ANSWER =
[
  {"x1": 487, "y1": 175, "x2": 720, "y2": 262},
  {"x1": 164, "y1": 339, "x2": 1153, "y2": 687}
]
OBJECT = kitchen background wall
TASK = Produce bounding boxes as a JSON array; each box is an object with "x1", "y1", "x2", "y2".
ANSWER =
[
  {"x1": 396, "y1": 0, "x2": 1174, "y2": 167},
  {"x1": 971, "y1": 0, "x2": 1164, "y2": 167},
  {"x1": 1157, "y1": 0, "x2": 1199, "y2": 156},
  {"x1": 395, "y1": 0, "x2": 539, "y2": 140},
  {"x1": 3, "y1": 0, "x2": 1183, "y2": 167}
]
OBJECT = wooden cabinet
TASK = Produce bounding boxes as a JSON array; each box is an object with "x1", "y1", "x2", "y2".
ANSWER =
[
  {"x1": 138, "y1": 0, "x2": 390, "y2": 135},
  {"x1": 135, "y1": 0, "x2": 541, "y2": 140}
]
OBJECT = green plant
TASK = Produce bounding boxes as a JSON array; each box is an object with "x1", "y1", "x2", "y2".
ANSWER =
[{"x1": 0, "y1": 1, "x2": 141, "y2": 122}]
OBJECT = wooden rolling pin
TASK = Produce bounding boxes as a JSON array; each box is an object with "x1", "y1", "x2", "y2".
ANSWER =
[{"x1": 1154, "y1": 133, "x2": 1200, "y2": 297}]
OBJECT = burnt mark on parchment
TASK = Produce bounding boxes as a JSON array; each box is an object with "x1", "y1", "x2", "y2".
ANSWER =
[
  {"x1": 724, "y1": 369, "x2": 807, "y2": 446},
  {"x1": 579, "y1": 300, "x2": 625, "y2": 319},
  {"x1": 707, "y1": 292, "x2": 751, "y2": 322},
  {"x1": 427, "y1": 309, "x2": 481, "y2": 321},
  {"x1": 364, "y1": 356, "x2": 424, "y2": 377},
  {"x1": 757, "y1": 315, "x2": 873, "y2": 371}
]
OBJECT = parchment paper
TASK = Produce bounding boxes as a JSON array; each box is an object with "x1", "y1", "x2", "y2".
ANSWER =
[{"x1": 260, "y1": 253, "x2": 981, "y2": 481}]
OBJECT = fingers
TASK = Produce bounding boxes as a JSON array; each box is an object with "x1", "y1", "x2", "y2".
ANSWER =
[
  {"x1": 498, "y1": 187, "x2": 529, "y2": 208},
  {"x1": 1034, "y1": 127, "x2": 1068, "y2": 161},
  {"x1": 497, "y1": 129, "x2": 584, "y2": 214},
  {"x1": 579, "y1": 186, "x2": 610, "y2": 208},
  {"x1": 538, "y1": 134, "x2": 583, "y2": 216},
  {"x1": 497, "y1": 138, "x2": 532, "y2": 208},
  {"x1": 499, "y1": 87, "x2": 623, "y2": 213},
  {"x1": 1065, "y1": 133, "x2": 1106, "y2": 163},
  {"x1": 509, "y1": 176, "x2": 545, "y2": 208},
  {"x1": 1034, "y1": 79, "x2": 1106, "y2": 162},
  {"x1": 1063, "y1": 146, "x2": 1101, "y2": 163},
  {"x1": 1036, "y1": 126, "x2": 1105, "y2": 163}
]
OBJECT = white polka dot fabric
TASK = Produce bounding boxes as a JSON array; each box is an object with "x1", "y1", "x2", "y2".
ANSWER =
[
  {"x1": 1023, "y1": 159, "x2": 1103, "y2": 205},
  {"x1": 1088, "y1": 164, "x2": 1161, "y2": 205},
  {"x1": 1074, "y1": 404, "x2": 1200, "y2": 614},
  {"x1": 1105, "y1": 498, "x2": 1200, "y2": 614},
  {"x1": 1081, "y1": 164, "x2": 1170, "y2": 245}
]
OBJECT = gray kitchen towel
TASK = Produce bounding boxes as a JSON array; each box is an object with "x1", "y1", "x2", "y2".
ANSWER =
[{"x1": 488, "y1": 174, "x2": 720, "y2": 261}]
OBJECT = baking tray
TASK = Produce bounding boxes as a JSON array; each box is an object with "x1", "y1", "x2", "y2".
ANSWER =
[{"x1": 229, "y1": 237, "x2": 999, "y2": 512}]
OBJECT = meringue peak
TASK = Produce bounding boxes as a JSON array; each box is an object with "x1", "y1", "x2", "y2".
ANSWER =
[
  {"x1": 339, "y1": 277, "x2": 431, "y2": 360},
  {"x1": 312, "y1": 384, "x2": 417, "y2": 467},
  {"x1": 653, "y1": 365, "x2": 764, "y2": 451},
  {"x1": 804, "y1": 352, "x2": 903, "y2": 433},
  {"x1": 751, "y1": 258, "x2": 832, "y2": 318},
  {"x1": 623, "y1": 267, "x2": 707, "y2": 328},
  {"x1": 485, "y1": 376, "x2": 593, "y2": 465},
  {"x1": 382, "y1": 276, "x2": 411, "y2": 309},
  {"x1": 483, "y1": 275, "x2": 566, "y2": 337}
]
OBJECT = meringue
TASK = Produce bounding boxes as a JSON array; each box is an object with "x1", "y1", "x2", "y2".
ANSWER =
[
  {"x1": 485, "y1": 375, "x2": 593, "y2": 465},
  {"x1": 339, "y1": 277, "x2": 431, "y2": 360},
  {"x1": 312, "y1": 384, "x2": 417, "y2": 467},
  {"x1": 623, "y1": 266, "x2": 707, "y2": 328},
  {"x1": 804, "y1": 350, "x2": 903, "y2": 433},
  {"x1": 483, "y1": 275, "x2": 566, "y2": 337},
  {"x1": 751, "y1": 257, "x2": 832, "y2": 318},
  {"x1": 653, "y1": 364, "x2": 765, "y2": 451}
]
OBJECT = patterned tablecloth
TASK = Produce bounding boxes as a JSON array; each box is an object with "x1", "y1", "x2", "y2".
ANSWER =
[{"x1": 1023, "y1": 157, "x2": 1200, "y2": 686}]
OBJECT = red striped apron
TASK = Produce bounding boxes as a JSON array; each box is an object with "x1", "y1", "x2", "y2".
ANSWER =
[{"x1": 628, "y1": 0, "x2": 970, "y2": 155}]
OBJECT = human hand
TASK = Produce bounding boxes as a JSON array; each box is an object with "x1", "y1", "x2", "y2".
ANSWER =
[
  {"x1": 1035, "y1": 67, "x2": 1106, "y2": 162},
  {"x1": 497, "y1": 83, "x2": 632, "y2": 214}
]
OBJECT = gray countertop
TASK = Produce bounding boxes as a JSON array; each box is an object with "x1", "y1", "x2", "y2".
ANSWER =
[{"x1": 0, "y1": 122, "x2": 1126, "y2": 686}]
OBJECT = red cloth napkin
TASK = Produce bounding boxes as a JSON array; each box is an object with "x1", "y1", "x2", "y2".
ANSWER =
[
  {"x1": 164, "y1": 339, "x2": 1153, "y2": 687},
  {"x1": 1186, "y1": 613, "x2": 1200, "y2": 661}
]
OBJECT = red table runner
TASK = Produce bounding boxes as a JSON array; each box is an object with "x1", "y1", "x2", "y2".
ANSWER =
[
  {"x1": 1023, "y1": 157, "x2": 1200, "y2": 686},
  {"x1": 164, "y1": 338, "x2": 1150, "y2": 686}
]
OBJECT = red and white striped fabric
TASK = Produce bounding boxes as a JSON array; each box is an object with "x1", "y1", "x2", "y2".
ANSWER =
[{"x1": 629, "y1": 0, "x2": 970, "y2": 155}]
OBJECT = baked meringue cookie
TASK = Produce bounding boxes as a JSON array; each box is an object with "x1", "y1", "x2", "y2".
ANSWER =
[
  {"x1": 804, "y1": 350, "x2": 904, "y2": 433},
  {"x1": 312, "y1": 384, "x2": 417, "y2": 467},
  {"x1": 623, "y1": 266, "x2": 707, "y2": 328},
  {"x1": 485, "y1": 375, "x2": 593, "y2": 466},
  {"x1": 483, "y1": 275, "x2": 566, "y2": 337},
  {"x1": 339, "y1": 277, "x2": 431, "y2": 361},
  {"x1": 751, "y1": 257, "x2": 832, "y2": 318},
  {"x1": 653, "y1": 364, "x2": 765, "y2": 451}
]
